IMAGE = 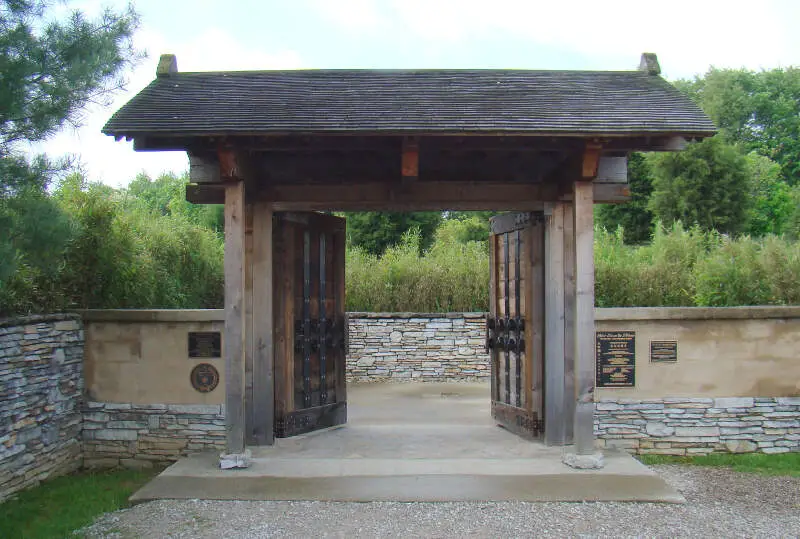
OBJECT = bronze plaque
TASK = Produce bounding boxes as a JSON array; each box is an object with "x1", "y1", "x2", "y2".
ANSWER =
[
  {"x1": 650, "y1": 340, "x2": 678, "y2": 362},
  {"x1": 190, "y1": 363, "x2": 220, "y2": 393},
  {"x1": 596, "y1": 331, "x2": 635, "y2": 387},
  {"x1": 188, "y1": 331, "x2": 221, "y2": 358}
]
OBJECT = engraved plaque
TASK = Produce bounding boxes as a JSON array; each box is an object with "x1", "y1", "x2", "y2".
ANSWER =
[
  {"x1": 188, "y1": 331, "x2": 221, "y2": 358},
  {"x1": 596, "y1": 331, "x2": 635, "y2": 387},
  {"x1": 650, "y1": 340, "x2": 678, "y2": 362},
  {"x1": 190, "y1": 363, "x2": 220, "y2": 393}
]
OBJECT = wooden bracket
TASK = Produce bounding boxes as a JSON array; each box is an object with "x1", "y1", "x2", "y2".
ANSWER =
[
  {"x1": 217, "y1": 147, "x2": 257, "y2": 194},
  {"x1": 218, "y1": 147, "x2": 243, "y2": 181},
  {"x1": 582, "y1": 143, "x2": 603, "y2": 179},
  {"x1": 401, "y1": 136, "x2": 419, "y2": 180}
]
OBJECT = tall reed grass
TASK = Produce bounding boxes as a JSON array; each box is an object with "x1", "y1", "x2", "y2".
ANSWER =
[{"x1": 347, "y1": 222, "x2": 800, "y2": 312}]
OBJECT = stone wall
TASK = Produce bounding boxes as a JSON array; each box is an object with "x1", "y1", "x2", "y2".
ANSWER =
[
  {"x1": 0, "y1": 314, "x2": 84, "y2": 502},
  {"x1": 595, "y1": 397, "x2": 800, "y2": 455},
  {"x1": 82, "y1": 403, "x2": 225, "y2": 469},
  {"x1": 347, "y1": 313, "x2": 488, "y2": 381}
]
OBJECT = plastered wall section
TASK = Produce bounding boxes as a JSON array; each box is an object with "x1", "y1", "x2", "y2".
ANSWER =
[
  {"x1": 83, "y1": 307, "x2": 800, "y2": 405},
  {"x1": 595, "y1": 307, "x2": 800, "y2": 400},
  {"x1": 83, "y1": 310, "x2": 225, "y2": 405}
]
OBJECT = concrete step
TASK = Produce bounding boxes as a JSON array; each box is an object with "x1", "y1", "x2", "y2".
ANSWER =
[{"x1": 130, "y1": 451, "x2": 685, "y2": 504}]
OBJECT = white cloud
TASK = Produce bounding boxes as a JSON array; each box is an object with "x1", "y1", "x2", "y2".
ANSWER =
[
  {"x1": 321, "y1": 0, "x2": 800, "y2": 77},
  {"x1": 310, "y1": 0, "x2": 386, "y2": 32}
]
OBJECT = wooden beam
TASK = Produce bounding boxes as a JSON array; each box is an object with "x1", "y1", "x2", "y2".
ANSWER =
[
  {"x1": 594, "y1": 156, "x2": 627, "y2": 184},
  {"x1": 267, "y1": 182, "x2": 554, "y2": 211},
  {"x1": 251, "y1": 199, "x2": 274, "y2": 445},
  {"x1": 544, "y1": 202, "x2": 566, "y2": 446},
  {"x1": 224, "y1": 181, "x2": 246, "y2": 455},
  {"x1": 572, "y1": 180, "x2": 596, "y2": 455},
  {"x1": 189, "y1": 155, "x2": 220, "y2": 183}
]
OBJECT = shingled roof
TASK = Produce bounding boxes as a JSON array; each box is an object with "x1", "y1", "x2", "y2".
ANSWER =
[{"x1": 103, "y1": 65, "x2": 716, "y2": 139}]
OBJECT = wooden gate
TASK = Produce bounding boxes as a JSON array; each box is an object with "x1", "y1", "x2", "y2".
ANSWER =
[
  {"x1": 273, "y1": 212, "x2": 347, "y2": 437},
  {"x1": 487, "y1": 212, "x2": 545, "y2": 438}
]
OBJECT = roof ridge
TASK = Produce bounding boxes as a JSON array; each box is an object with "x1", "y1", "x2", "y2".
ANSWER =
[{"x1": 168, "y1": 68, "x2": 650, "y2": 76}]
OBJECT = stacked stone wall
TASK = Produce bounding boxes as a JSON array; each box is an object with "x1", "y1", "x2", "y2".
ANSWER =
[
  {"x1": 0, "y1": 314, "x2": 83, "y2": 501},
  {"x1": 82, "y1": 403, "x2": 226, "y2": 469},
  {"x1": 346, "y1": 313, "x2": 488, "y2": 381},
  {"x1": 595, "y1": 397, "x2": 800, "y2": 455}
]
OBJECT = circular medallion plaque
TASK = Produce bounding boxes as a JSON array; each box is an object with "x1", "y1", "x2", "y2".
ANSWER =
[{"x1": 190, "y1": 363, "x2": 219, "y2": 393}]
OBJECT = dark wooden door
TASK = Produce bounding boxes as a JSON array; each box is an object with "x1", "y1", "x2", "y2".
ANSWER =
[
  {"x1": 487, "y1": 212, "x2": 545, "y2": 438},
  {"x1": 273, "y1": 212, "x2": 347, "y2": 437}
]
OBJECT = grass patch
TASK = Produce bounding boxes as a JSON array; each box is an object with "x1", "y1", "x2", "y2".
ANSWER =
[
  {"x1": 0, "y1": 467, "x2": 160, "y2": 539},
  {"x1": 638, "y1": 452, "x2": 800, "y2": 476}
]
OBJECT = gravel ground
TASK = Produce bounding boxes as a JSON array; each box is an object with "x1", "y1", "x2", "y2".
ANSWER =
[{"x1": 79, "y1": 465, "x2": 800, "y2": 538}]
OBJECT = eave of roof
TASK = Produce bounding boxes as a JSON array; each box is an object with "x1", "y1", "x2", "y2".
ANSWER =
[{"x1": 103, "y1": 66, "x2": 716, "y2": 142}]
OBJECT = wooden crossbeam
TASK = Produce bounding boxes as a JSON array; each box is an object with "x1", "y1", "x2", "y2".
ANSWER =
[{"x1": 186, "y1": 181, "x2": 630, "y2": 209}]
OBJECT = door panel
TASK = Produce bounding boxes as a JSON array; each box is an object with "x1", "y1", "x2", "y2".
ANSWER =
[
  {"x1": 488, "y1": 212, "x2": 545, "y2": 438},
  {"x1": 274, "y1": 212, "x2": 347, "y2": 437}
]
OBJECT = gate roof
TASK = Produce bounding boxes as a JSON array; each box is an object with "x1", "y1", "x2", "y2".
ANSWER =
[{"x1": 103, "y1": 66, "x2": 715, "y2": 141}]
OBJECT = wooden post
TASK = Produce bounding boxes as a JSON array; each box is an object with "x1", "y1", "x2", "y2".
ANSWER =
[
  {"x1": 251, "y1": 200, "x2": 274, "y2": 445},
  {"x1": 488, "y1": 233, "x2": 497, "y2": 403},
  {"x1": 572, "y1": 180, "x2": 597, "y2": 457},
  {"x1": 224, "y1": 180, "x2": 246, "y2": 456},
  {"x1": 563, "y1": 202, "x2": 576, "y2": 444},
  {"x1": 544, "y1": 202, "x2": 566, "y2": 445},
  {"x1": 244, "y1": 203, "x2": 254, "y2": 445},
  {"x1": 528, "y1": 218, "x2": 545, "y2": 427}
]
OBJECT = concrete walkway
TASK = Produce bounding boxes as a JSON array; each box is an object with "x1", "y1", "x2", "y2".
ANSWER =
[{"x1": 131, "y1": 382, "x2": 683, "y2": 503}]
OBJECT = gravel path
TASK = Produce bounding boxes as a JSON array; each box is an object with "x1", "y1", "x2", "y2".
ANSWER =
[{"x1": 79, "y1": 466, "x2": 800, "y2": 538}]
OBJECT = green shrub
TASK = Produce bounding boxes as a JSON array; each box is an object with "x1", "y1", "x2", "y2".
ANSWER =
[
  {"x1": 346, "y1": 228, "x2": 488, "y2": 312},
  {"x1": 0, "y1": 174, "x2": 224, "y2": 317},
  {"x1": 695, "y1": 234, "x2": 800, "y2": 306},
  {"x1": 594, "y1": 222, "x2": 710, "y2": 307}
]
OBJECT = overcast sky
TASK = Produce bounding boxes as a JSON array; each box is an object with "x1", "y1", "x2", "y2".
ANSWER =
[{"x1": 29, "y1": 0, "x2": 800, "y2": 186}]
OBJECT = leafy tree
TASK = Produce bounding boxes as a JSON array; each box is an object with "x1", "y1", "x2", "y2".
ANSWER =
[
  {"x1": 744, "y1": 153, "x2": 795, "y2": 236},
  {"x1": 648, "y1": 137, "x2": 750, "y2": 235},
  {"x1": 441, "y1": 211, "x2": 497, "y2": 244},
  {"x1": 345, "y1": 212, "x2": 442, "y2": 255},
  {"x1": 751, "y1": 68, "x2": 800, "y2": 185},
  {"x1": 678, "y1": 67, "x2": 800, "y2": 185},
  {"x1": 786, "y1": 187, "x2": 800, "y2": 240},
  {"x1": 0, "y1": 155, "x2": 70, "y2": 279},
  {"x1": 0, "y1": 0, "x2": 139, "y2": 153},
  {"x1": 0, "y1": 1, "x2": 140, "y2": 315},
  {"x1": 675, "y1": 69, "x2": 758, "y2": 144},
  {"x1": 595, "y1": 152, "x2": 654, "y2": 243},
  {"x1": 435, "y1": 215, "x2": 489, "y2": 246}
]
